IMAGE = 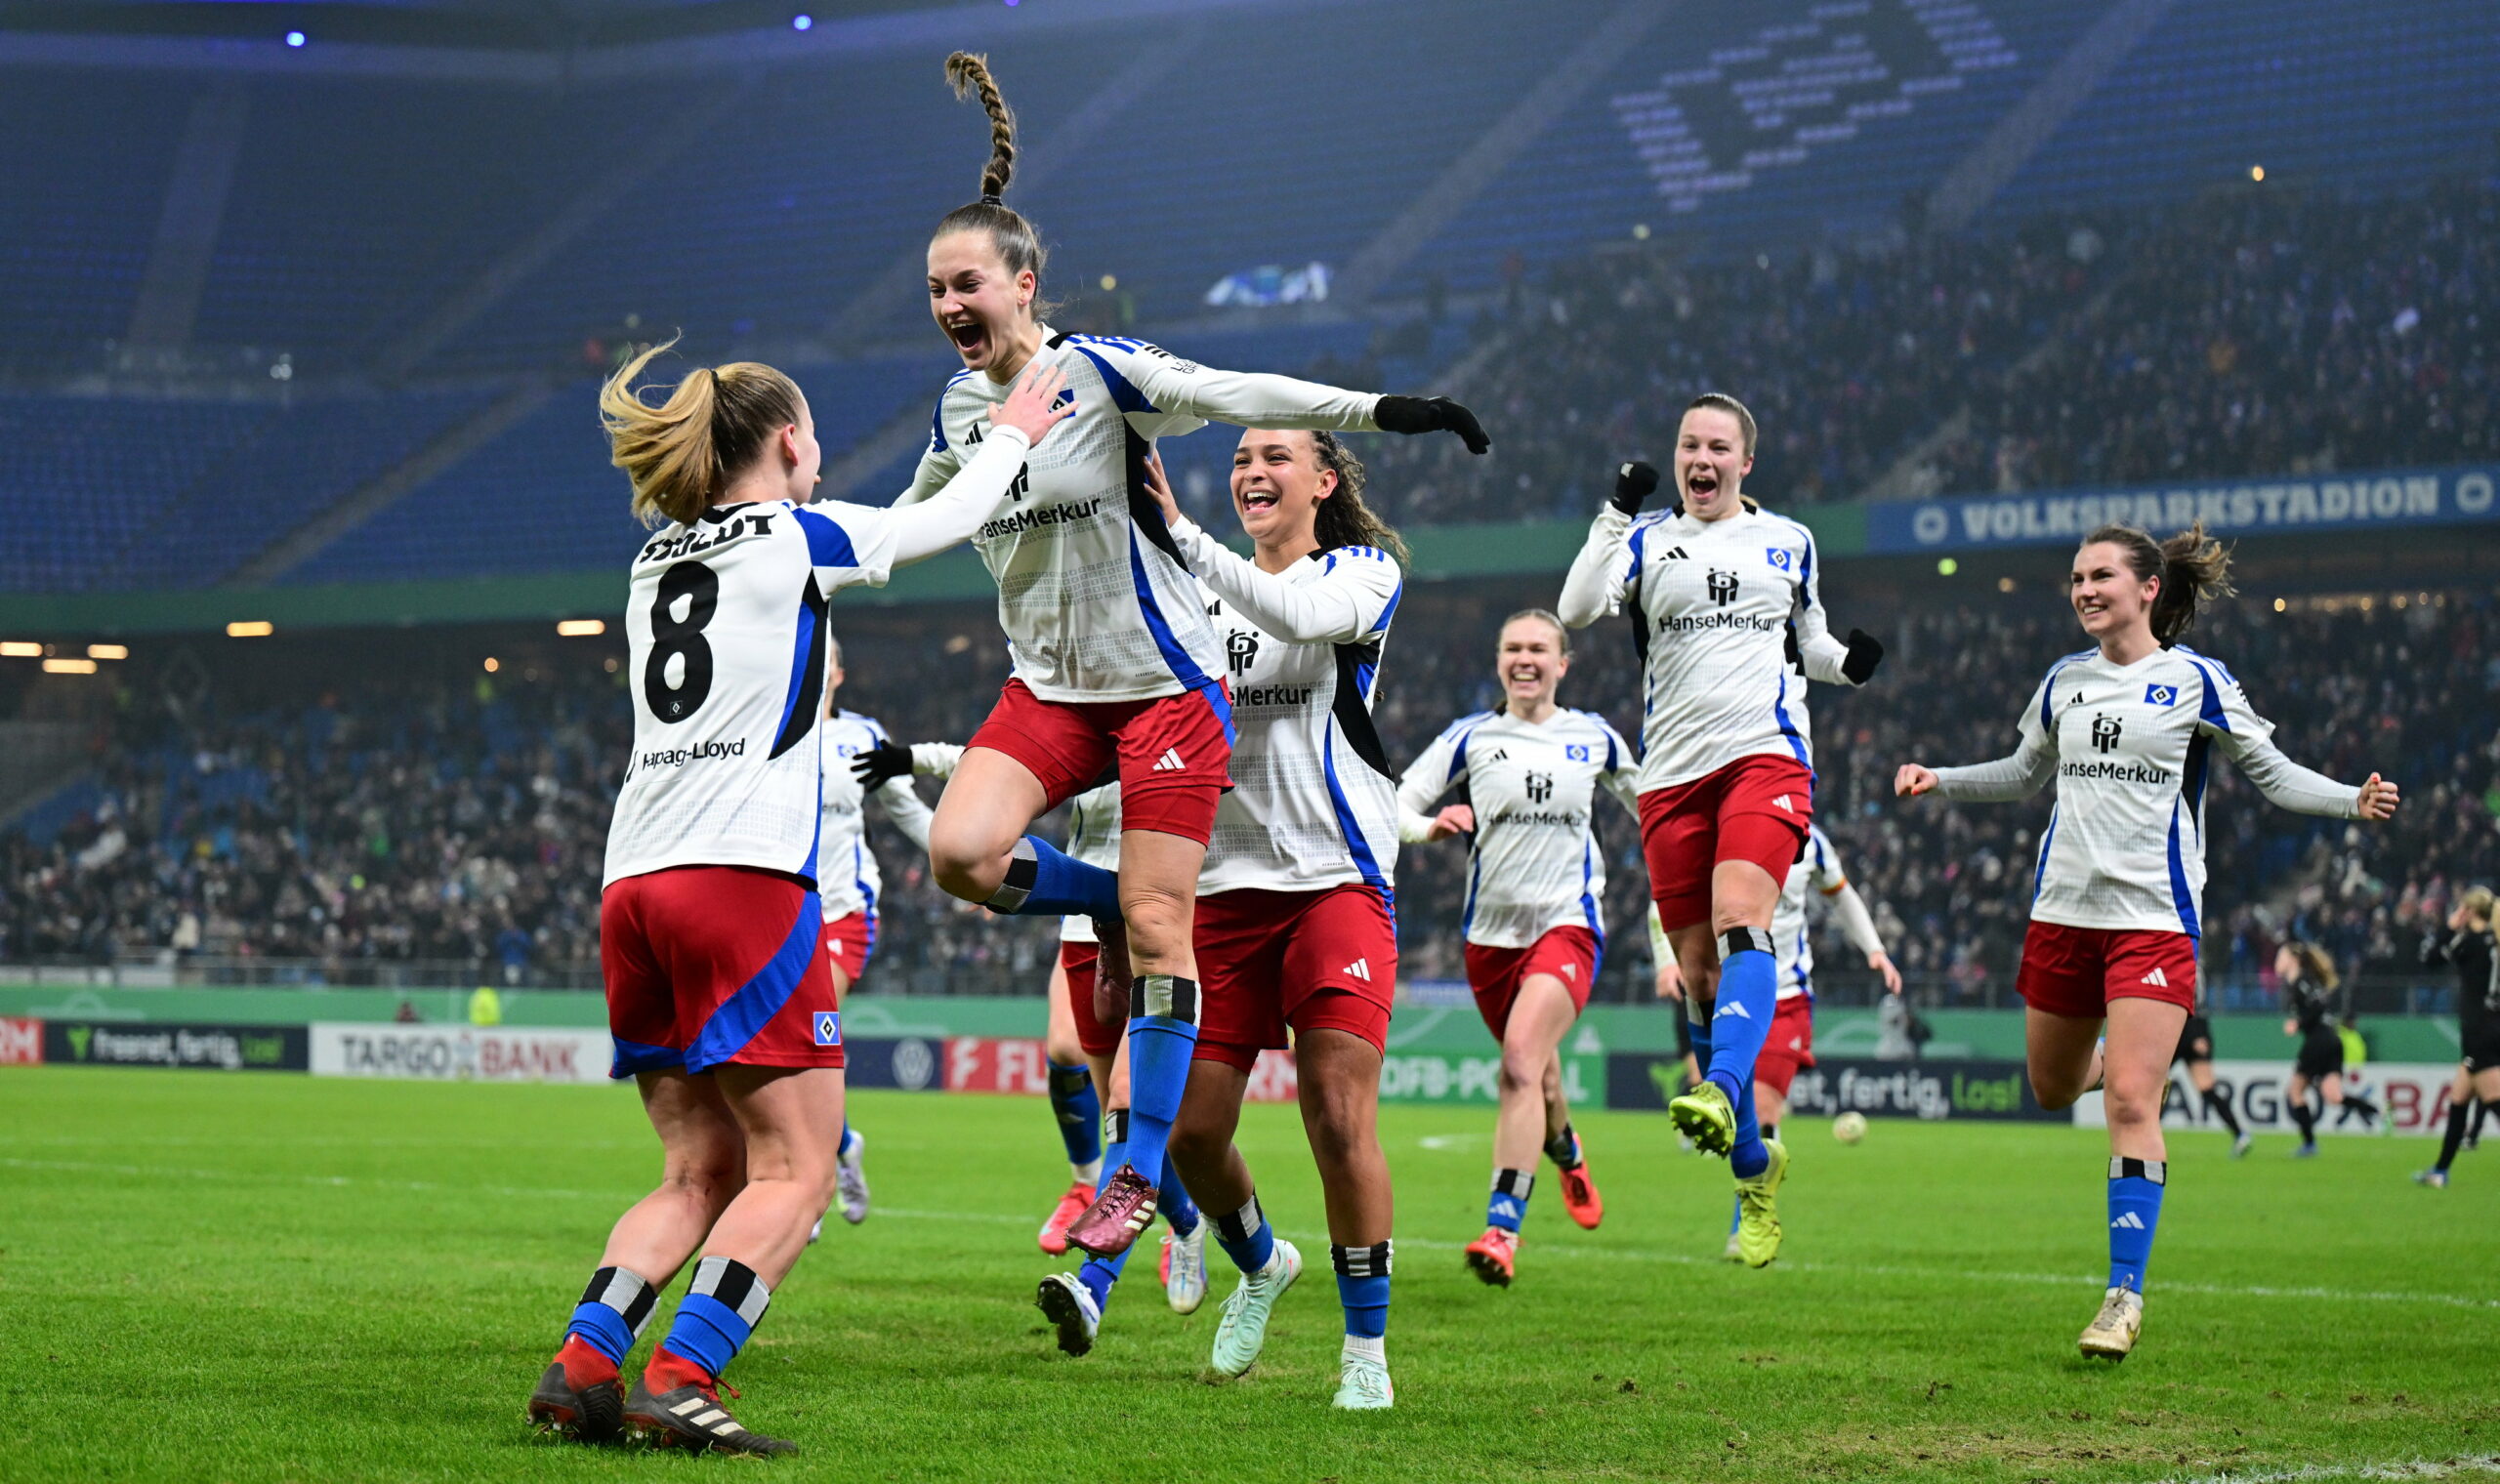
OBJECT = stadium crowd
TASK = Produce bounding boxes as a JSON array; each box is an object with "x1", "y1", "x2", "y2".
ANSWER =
[{"x1": 5, "y1": 581, "x2": 2491, "y2": 1006}]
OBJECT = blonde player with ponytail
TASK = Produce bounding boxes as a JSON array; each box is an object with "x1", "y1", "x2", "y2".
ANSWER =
[
  {"x1": 902, "y1": 52, "x2": 1492, "y2": 1262},
  {"x1": 523, "y1": 343, "x2": 1069, "y2": 1456},
  {"x1": 1897, "y1": 521, "x2": 2398, "y2": 1362}
]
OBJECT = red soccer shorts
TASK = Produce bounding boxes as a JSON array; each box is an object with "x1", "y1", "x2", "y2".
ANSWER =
[
  {"x1": 1060, "y1": 939, "x2": 1120, "y2": 1058},
  {"x1": 1639, "y1": 754, "x2": 1813, "y2": 931},
  {"x1": 1752, "y1": 994, "x2": 1816, "y2": 1097},
  {"x1": 1193, "y1": 885, "x2": 1397, "y2": 1072},
  {"x1": 968, "y1": 678, "x2": 1233, "y2": 845},
  {"x1": 820, "y1": 912, "x2": 875, "y2": 990},
  {"x1": 1463, "y1": 926, "x2": 1599, "y2": 1040},
  {"x1": 2015, "y1": 920, "x2": 2198, "y2": 1018},
  {"x1": 601, "y1": 865, "x2": 842, "y2": 1078}
]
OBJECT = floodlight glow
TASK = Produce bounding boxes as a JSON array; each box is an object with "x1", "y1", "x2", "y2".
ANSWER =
[
  {"x1": 792, "y1": 14, "x2": 812, "y2": 29},
  {"x1": 556, "y1": 619, "x2": 606, "y2": 638},
  {"x1": 43, "y1": 658, "x2": 98, "y2": 675},
  {"x1": 88, "y1": 643, "x2": 129, "y2": 660},
  {"x1": 285, "y1": 31, "x2": 307, "y2": 48},
  {"x1": 228, "y1": 621, "x2": 274, "y2": 638}
]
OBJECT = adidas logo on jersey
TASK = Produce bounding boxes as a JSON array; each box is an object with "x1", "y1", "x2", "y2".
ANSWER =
[
  {"x1": 1661, "y1": 546, "x2": 1688, "y2": 560},
  {"x1": 2140, "y1": 967, "x2": 2169, "y2": 988},
  {"x1": 1151, "y1": 748, "x2": 1187, "y2": 772},
  {"x1": 2109, "y1": 1212, "x2": 2146, "y2": 1230},
  {"x1": 1343, "y1": 959, "x2": 1372, "y2": 982}
]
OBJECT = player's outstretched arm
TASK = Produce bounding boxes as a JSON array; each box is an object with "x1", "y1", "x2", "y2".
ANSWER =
[
  {"x1": 878, "y1": 364, "x2": 1072, "y2": 565},
  {"x1": 1104, "y1": 340, "x2": 1488, "y2": 453},
  {"x1": 2218, "y1": 728, "x2": 2395, "y2": 821}
]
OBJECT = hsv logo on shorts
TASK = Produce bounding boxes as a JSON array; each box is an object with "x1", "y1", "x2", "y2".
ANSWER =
[{"x1": 812, "y1": 1011, "x2": 842, "y2": 1048}]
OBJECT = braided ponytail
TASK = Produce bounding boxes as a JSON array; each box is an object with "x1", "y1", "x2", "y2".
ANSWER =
[{"x1": 933, "y1": 53, "x2": 1050, "y2": 308}]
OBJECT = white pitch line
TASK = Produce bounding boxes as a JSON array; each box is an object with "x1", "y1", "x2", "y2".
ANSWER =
[
  {"x1": 2141, "y1": 1455, "x2": 2500, "y2": 1484},
  {"x1": 9, "y1": 1156, "x2": 2494, "y2": 1312}
]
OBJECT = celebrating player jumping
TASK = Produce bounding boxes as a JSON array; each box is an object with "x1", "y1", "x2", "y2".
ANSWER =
[
  {"x1": 1557, "y1": 395, "x2": 1884, "y2": 1263},
  {"x1": 523, "y1": 345, "x2": 1070, "y2": 1456},
  {"x1": 1397, "y1": 609, "x2": 1637, "y2": 1287},
  {"x1": 1896, "y1": 521, "x2": 2397, "y2": 1361},
  {"x1": 906, "y1": 54, "x2": 1489, "y2": 1260}
]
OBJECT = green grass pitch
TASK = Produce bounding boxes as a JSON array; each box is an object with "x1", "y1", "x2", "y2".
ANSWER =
[{"x1": 3, "y1": 1066, "x2": 2494, "y2": 1483}]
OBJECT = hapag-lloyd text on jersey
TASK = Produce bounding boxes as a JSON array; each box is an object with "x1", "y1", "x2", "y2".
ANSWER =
[{"x1": 639, "y1": 737, "x2": 747, "y2": 771}]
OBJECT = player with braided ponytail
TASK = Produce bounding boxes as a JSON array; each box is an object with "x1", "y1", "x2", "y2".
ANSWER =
[
  {"x1": 908, "y1": 52, "x2": 1491, "y2": 1273},
  {"x1": 1896, "y1": 520, "x2": 2398, "y2": 1361}
]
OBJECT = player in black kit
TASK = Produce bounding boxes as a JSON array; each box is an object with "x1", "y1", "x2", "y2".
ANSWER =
[
  {"x1": 2165, "y1": 988, "x2": 2250, "y2": 1157},
  {"x1": 2417, "y1": 886, "x2": 2499, "y2": 1188},
  {"x1": 2278, "y1": 942, "x2": 2348, "y2": 1157}
]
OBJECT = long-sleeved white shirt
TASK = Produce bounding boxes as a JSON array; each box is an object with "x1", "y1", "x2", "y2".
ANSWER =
[
  {"x1": 1397, "y1": 707, "x2": 1640, "y2": 950},
  {"x1": 1557, "y1": 503, "x2": 1860, "y2": 791},
  {"x1": 1929, "y1": 643, "x2": 2361, "y2": 936},
  {"x1": 1170, "y1": 520, "x2": 1403, "y2": 898},
  {"x1": 897, "y1": 331, "x2": 1382, "y2": 704},
  {"x1": 605, "y1": 427, "x2": 1029, "y2": 887},
  {"x1": 816, "y1": 710, "x2": 936, "y2": 923}
]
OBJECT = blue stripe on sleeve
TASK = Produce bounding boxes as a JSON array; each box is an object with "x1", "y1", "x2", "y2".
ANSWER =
[{"x1": 794, "y1": 507, "x2": 857, "y2": 569}]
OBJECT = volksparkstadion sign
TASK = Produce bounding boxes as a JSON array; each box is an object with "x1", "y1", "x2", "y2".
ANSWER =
[{"x1": 1868, "y1": 464, "x2": 2496, "y2": 555}]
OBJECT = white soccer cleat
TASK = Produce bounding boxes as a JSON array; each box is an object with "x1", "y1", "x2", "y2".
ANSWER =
[
  {"x1": 1209, "y1": 1238, "x2": 1301, "y2": 1379},
  {"x1": 2077, "y1": 1286, "x2": 2144, "y2": 1361},
  {"x1": 1035, "y1": 1271, "x2": 1103, "y2": 1358},
  {"x1": 1333, "y1": 1340, "x2": 1394, "y2": 1411},
  {"x1": 1722, "y1": 1227, "x2": 1743, "y2": 1262},
  {"x1": 807, "y1": 1218, "x2": 822, "y2": 1245},
  {"x1": 1163, "y1": 1222, "x2": 1209, "y2": 1315},
  {"x1": 835, "y1": 1131, "x2": 870, "y2": 1224}
]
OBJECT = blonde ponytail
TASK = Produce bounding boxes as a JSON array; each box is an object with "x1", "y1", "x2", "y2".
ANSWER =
[{"x1": 600, "y1": 338, "x2": 804, "y2": 528}]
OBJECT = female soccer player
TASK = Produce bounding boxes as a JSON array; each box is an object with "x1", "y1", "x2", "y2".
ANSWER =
[
  {"x1": 1102, "y1": 433, "x2": 1406, "y2": 1409},
  {"x1": 1895, "y1": 522, "x2": 2397, "y2": 1361},
  {"x1": 1557, "y1": 396, "x2": 1883, "y2": 1252},
  {"x1": 1396, "y1": 610, "x2": 1638, "y2": 1287},
  {"x1": 2280, "y1": 942, "x2": 2356, "y2": 1152},
  {"x1": 908, "y1": 53, "x2": 1487, "y2": 1257},
  {"x1": 2165, "y1": 984, "x2": 2250, "y2": 1158},
  {"x1": 2418, "y1": 886, "x2": 2498, "y2": 1187},
  {"x1": 524, "y1": 346, "x2": 1070, "y2": 1454}
]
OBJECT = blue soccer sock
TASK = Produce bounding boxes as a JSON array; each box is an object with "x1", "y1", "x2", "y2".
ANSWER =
[
  {"x1": 1047, "y1": 1060, "x2": 1103, "y2": 1177},
  {"x1": 837, "y1": 1122, "x2": 858, "y2": 1159},
  {"x1": 1077, "y1": 1246, "x2": 1131, "y2": 1311},
  {"x1": 981, "y1": 836, "x2": 1122, "y2": 921},
  {"x1": 2106, "y1": 1157, "x2": 2166, "y2": 1294},
  {"x1": 653, "y1": 1257, "x2": 769, "y2": 1382},
  {"x1": 1486, "y1": 1169, "x2": 1533, "y2": 1233},
  {"x1": 1706, "y1": 930, "x2": 1776, "y2": 1177},
  {"x1": 564, "y1": 1266, "x2": 657, "y2": 1369},
  {"x1": 1211, "y1": 1192, "x2": 1275, "y2": 1275},
  {"x1": 1157, "y1": 1152, "x2": 1200, "y2": 1236},
  {"x1": 1729, "y1": 1074, "x2": 1768, "y2": 1178},
  {"x1": 1120, "y1": 975, "x2": 1199, "y2": 1188},
  {"x1": 1332, "y1": 1241, "x2": 1392, "y2": 1340},
  {"x1": 1097, "y1": 1109, "x2": 1130, "y2": 1210}
]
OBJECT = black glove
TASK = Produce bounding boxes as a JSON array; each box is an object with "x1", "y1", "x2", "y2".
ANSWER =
[
  {"x1": 851, "y1": 741, "x2": 914, "y2": 791},
  {"x1": 1374, "y1": 394, "x2": 1490, "y2": 455},
  {"x1": 1611, "y1": 461, "x2": 1658, "y2": 515},
  {"x1": 1841, "y1": 628, "x2": 1885, "y2": 685}
]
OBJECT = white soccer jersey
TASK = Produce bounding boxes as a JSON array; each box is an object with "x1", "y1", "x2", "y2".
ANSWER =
[
  {"x1": 817, "y1": 710, "x2": 936, "y2": 924},
  {"x1": 1059, "y1": 783, "x2": 1122, "y2": 945},
  {"x1": 1557, "y1": 504, "x2": 1859, "y2": 790},
  {"x1": 1397, "y1": 708, "x2": 1640, "y2": 950},
  {"x1": 604, "y1": 425, "x2": 1031, "y2": 887},
  {"x1": 1170, "y1": 522, "x2": 1402, "y2": 897},
  {"x1": 898, "y1": 331, "x2": 1382, "y2": 704},
  {"x1": 1930, "y1": 644, "x2": 2362, "y2": 936}
]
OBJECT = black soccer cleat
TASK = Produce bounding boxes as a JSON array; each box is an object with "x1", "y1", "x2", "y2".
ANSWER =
[
  {"x1": 527, "y1": 1361, "x2": 624, "y2": 1444},
  {"x1": 624, "y1": 1377, "x2": 796, "y2": 1457}
]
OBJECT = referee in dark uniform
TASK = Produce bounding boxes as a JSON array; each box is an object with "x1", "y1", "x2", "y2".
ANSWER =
[{"x1": 2417, "y1": 886, "x2": 2499, "y2": 1187}]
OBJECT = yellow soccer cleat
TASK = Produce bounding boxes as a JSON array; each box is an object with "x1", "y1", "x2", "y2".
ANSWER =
[
  {"x1": 1731, "y1": 1137, "x2": 1788, "y2": 1267},
  {"x1": 2077, "y1": 1286, "x2": 2144, "y2": 1360},
  {"x1": 1668, "y1": 1081, "x2": 1737, "y2": 1157}
]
